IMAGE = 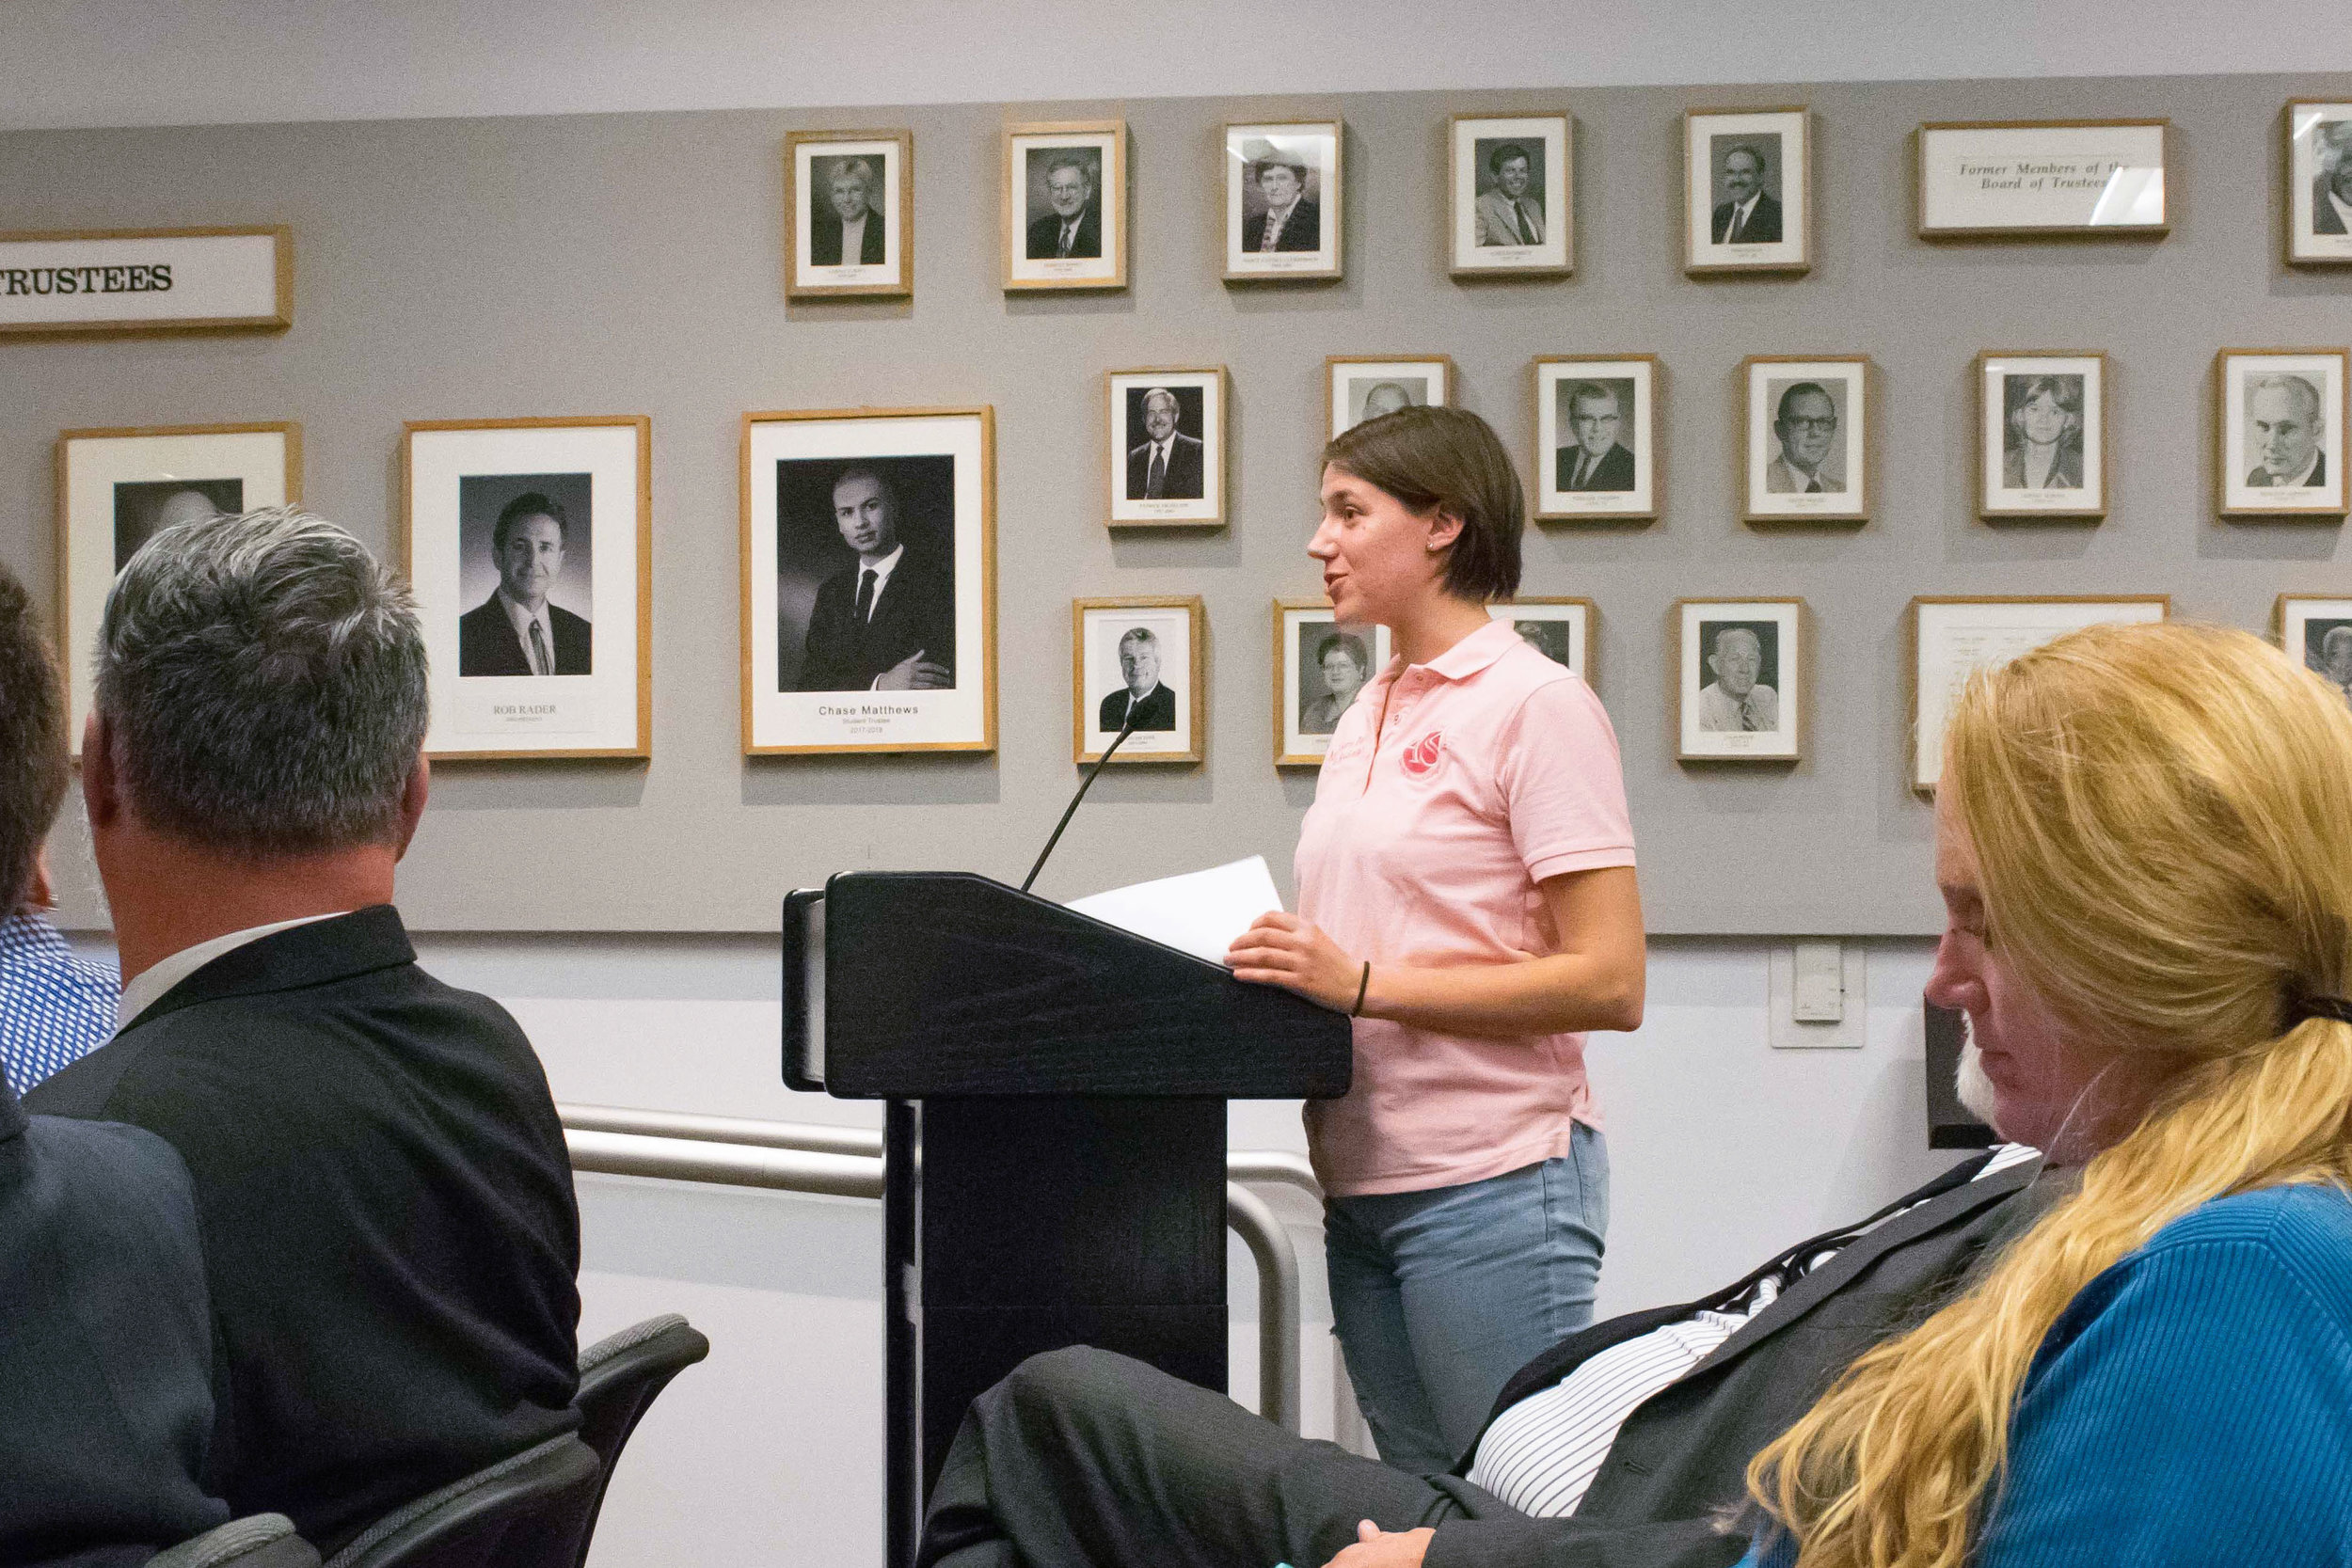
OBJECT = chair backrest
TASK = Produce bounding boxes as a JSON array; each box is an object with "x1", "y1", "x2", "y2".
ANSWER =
[
  {"x1": 148, "y1": 1514, "x2": 320, "y2": 1568},
  {"x1": 568, "y1": 1315, "x2": 711, "y2": 1567},
  {"x1": 322, "y1": 1434, "x2": 600, "y2": 1568}
]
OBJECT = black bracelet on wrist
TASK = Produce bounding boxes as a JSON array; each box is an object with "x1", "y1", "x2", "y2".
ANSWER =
[{"x1": 1351, "y1": 960, "x2": 1372, "y2": 1017}]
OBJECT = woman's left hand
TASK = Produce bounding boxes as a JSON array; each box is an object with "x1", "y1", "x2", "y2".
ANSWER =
[{"x1": 1226, "y1": 911, "x2": 1362, "y2": 1013}]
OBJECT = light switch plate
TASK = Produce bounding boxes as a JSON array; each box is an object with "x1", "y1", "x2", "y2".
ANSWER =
[{"x1": 1770, "y1": 942, "x2": 1867, "y2": 1049}]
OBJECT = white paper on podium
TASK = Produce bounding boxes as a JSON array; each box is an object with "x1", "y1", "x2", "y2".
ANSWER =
[{"x1": 1066, "y1": 855, "x2": 1284, "y2": 966}]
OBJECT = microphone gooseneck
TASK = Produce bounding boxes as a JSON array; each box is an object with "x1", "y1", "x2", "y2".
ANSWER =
[{"x1": 1020, "y1": 704, "x2": 1143, "y2": 895}]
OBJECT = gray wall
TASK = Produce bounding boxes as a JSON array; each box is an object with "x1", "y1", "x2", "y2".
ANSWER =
[{"x1": 7, "y1": 71, "x2": 2348, "y2": 938}]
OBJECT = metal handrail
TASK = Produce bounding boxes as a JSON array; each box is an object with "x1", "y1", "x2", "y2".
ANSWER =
[{"x1": 559, "y1": 1108, "x2": 1315, "y2": 1433}]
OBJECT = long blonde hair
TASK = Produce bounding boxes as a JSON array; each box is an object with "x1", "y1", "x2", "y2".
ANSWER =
[{"x1": 1745, "y1": 621, "x2": 2352, "y2": 1568}]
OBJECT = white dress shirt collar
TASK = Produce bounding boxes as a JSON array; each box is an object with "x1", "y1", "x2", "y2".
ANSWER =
[
  {"x1": 497, "y1": 588, "x2": 555, "y2": 673},
  {"x1": 118, "y1": 912, "x2": 345, "y2": 1030},
  {"x1": 1728, "y1": 191, "x2": 1762, "y2": 233},
  {"x1": 857, "y1": 543, "x2": 905, "y2": 615},
  {"x1": 2279, "y1": 444, "x2": 2325, "y2": 487},
  {"x1": 2329, "y1": 186, "x2": 2352, "y2": 234},
  {"x1": 839, "y1": 212, "x2": 867, "y2": 261}
]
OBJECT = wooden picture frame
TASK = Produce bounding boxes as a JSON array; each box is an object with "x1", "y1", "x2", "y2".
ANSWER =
[
  {"x1": 1004, "y1": 120, "x2": 1128, "y2": 292},
  {"x1": 1448, "y1": 113, "x2": 1572, "y2": 279},
  {"x1": 1976, "y1": 351, "x2": 2109, "y2": 522},
  {"x1": 740, "y1": 405, "x2": 996, "y2": 755},
  {"x1": 1741, "y1": 355, "x2": 1869, "y2": 525},
  {"x1": 2286, "y1": 100, "x2": 2352, "y2": 267},
  {"x1": 1915, "y1": 119, "x2": 2169, "y2": 240},
  {"x1": 1104, "y1": 366, "x2": 1226, "y2": 528},
  {"x1": 1676, "y1": 597, "x2": 1804, "y2": 763},
  {"x1": 0, "y1": 226, "x2": 293, "y2": 337},
  {"x1": 1326, "y1": 356, "x2": 1453, "y2": 442},
  {"x1": 55, "y1": 421, "x2": 302, "y2": 752},
  {"x1": 1683, "y1": 107, "x2": 1810, "y2": 277},
  {"x1": 1490, "y1": 597, "x2": 1597, "y2": 685},
  {"x1": 1274, "y1": 597, "x2": 1391, "y2": 767},
  {"x1": 402, "y1": 416, "x2": 653, "y2": 761},
  {"x1": 2215, "y1": 348, "x2": 2350, "y2": 520},
  {"x1": 1073, "y1": 595, "x2": 1205, "y2": 765},
  {"x1": 2278, "y1": 594, "x2": 2352, "y2": 711},
  {"x1": 785, "y1": 129, "x2": 914, "y2": 299},
  {"x1": 1534, "y1": 355, "x2": 1660, "y2": 522},
  {"x1": 1223, "y1": 120, "x2": 1343, "y2": 284}
]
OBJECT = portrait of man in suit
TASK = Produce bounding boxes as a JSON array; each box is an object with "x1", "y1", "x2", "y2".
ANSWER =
[
  {"x1": 1026, "y1": 150, "x2": 1102, "y2": 261},
  {"x1": 2245, "y1": 373, "x2": 2328, "y2": 488},
  {"x1": 793, "y1": 465, "x2": 956, "y2": 692},
  {"x1": 810, "y1": 155, "x2": 886, "y2": 267},
  {"x1": 1244, "y1": 148, "x2": 1321, "y2": 253},
  {"x1": 1555, "y1": 381, "x2": 1635, "y2": 493},
  {"x1": 1710, "y1": 138, "x2": 1783, "y2": 245},
  {"x1": 1473, "y1": 141, "x2": 1544, "y2": 247},
  {"x1": 112, "y1": 478, "x2": 243, "y2": 571},
  {"x1": 456, "y1": 490, "x2": 593, "y2": 677},
  {"x1": 2312, "y1": 119, "x2": 2352, "y2": 236},
  {"x1": 2307, "y1": 623, "x2": 2352, "y2": 708},
  {"x1": 1097, "y1": 626, "x2": 1177, "y2": 732},
  {"x1": 1697, "y1": 624, "x2": 1779, "y2": 733},
  {"x1": 1125, "y1": 388, "x2": 1204, "y2": 500},
  {"x1": 2000, "y1": 374, "x2": 2084, "y2": 491},
  {"x1": 1765, "y1": 381, "x2": 1844, "y2": 494}
]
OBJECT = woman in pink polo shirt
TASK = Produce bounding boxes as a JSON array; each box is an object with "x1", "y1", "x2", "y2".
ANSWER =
[{"x1": 1229, "y1": 406, "x2": 1645, "y2": 1474}]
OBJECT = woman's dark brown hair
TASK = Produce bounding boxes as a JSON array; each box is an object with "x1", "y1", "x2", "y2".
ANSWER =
[
  {"x1": 0, "y1": 560, "x2": 70, "y2": 913},
  {"x1": 1321, "y1": 405, "x2": 1523, "y2": 600}
]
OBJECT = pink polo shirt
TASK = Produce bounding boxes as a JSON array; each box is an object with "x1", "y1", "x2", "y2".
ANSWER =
[{"x1": 1296, "y1": 618, "x2": 1636, "y2": 1197}]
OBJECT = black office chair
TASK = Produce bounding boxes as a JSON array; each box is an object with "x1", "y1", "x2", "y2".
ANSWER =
[
  {"x1": 321, "y1": 1434, "x2": 600, "y2": 1568},
  {"x1": 148, "y1": 1514, "x2": 320, "y2": 1568},
  {"x1": 568, "y1": 1314, "x2": 711, "y2": 1566}
]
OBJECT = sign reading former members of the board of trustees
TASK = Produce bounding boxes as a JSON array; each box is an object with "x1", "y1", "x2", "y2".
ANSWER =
[
  {"x1": 1915, "y1": 120, "x2": 2169, "y2": 239},
  {"x1": 0, "y1": 227, "x2": 292, "y2": 335}
]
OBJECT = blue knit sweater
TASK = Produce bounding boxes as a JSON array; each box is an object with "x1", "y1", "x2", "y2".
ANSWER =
[{"x1": 1739, "y1": 1182, "x2": 2352, "y2": 1566}]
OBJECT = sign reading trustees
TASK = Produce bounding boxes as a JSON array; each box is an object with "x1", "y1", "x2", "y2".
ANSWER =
[
  {"x1": 1915, "y1": 121, "x2": 2169, "y2": 239},
  {"x1": 0, "y1": 227, "x2": 292, "y2": 335}
]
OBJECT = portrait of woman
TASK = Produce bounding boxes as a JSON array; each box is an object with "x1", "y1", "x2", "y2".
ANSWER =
[
  {"x1": 1299, "y1": 630, "x2": 1370, "y2": 734},
  {"x1": 1978, "y1": 352, "x2": 2106, "y2": 520},
  {"x1": 2003, "y1": 373, "x2": 2084, "y2": 490}
]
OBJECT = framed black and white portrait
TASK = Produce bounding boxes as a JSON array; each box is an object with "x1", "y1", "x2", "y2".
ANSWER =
[
  {"x1": 1684, "y1": 108, "x2": 1810, "y2": 276},
  {"x1": 1490, "y1": 598, "x2": 1595, "y2": 683},
  {"x1": 1742, "y1": 356, "x2": 1868, "y2": 524},
  {"x1": 785, "y1": 129, "x2": 912, "y2": 299},
  {"x1": 2288, "y1": 102, "x2": 2352, "y2": 267},
  {"x1": 1275, "y1": 598, "x2": 1391, "y2": 767},
  {"x1": 1004, "y1": 120, "x2": 1126, "y2": 292},
  {"x1": 742, "y1": 406, "x2": 994, "y2": 755},
  {"x1": 2216, "y1": 349, "x2": 2348, "y2": 520},
  {"x1": 1327, "y1": 356, "x2": 1452, "y2": 441},
  {"x1": 56, "y1": 421, "x2": 300, "y2": 753},
  {"x1": 1910, "y1": 596, "x2": 2168, "y2": 790},
  {"x1": 1224, "y1": 120, "x2": 1342, "y2": 283},
  {"x1": 1073, "y1": 596, "x2": 1203, "y2": 766},
  {"x1": 1677, "y1": 598, "x2": 1803, "y2": 763},
  {"x1": 1977, "y1": 352, "x2": 2106, "y2": 521},
  {"x1": 1448, "y1": 114, "x2": 1571, "y2": 278},
  {"x1": 1534, "y1": 356, "x2": 1658, "y2": 521},
  {"x1": 405, "y1": 418, "x2": 650, "y2": 760},
  {"x1": 1105, "y1": 367, "x2": 1225, "y2": 527},
  {"x1": 2279, "y1": 595, "x2": 2352, "y2": 711}
]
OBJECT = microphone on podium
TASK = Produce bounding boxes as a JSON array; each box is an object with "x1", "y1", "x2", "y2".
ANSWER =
[{"x1": 1019, "y1": 702, "x2": 1144, "y2": 895}]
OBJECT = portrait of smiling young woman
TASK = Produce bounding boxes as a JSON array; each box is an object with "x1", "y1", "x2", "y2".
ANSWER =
[{"x1": 1225, "y1": 404, "x2": 1646, "y2": 1476}]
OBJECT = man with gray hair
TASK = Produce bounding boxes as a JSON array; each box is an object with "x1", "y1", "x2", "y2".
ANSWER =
[
  {"x1": 2245, "y1": 373, "x2": 2328, "y2": 488},
  {"x1": 1126, "y1": 388, "x2": 1204, "y2": 500},
  {"x1": 29, "y1": 508, "x2": 581, "y2": 1554},
  {"x1": 1097, "y1": 626, "x2": 1177, "y2": 732}
]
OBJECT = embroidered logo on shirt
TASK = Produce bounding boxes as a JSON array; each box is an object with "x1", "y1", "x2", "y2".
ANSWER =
[{"x1": 1400, "y1": 730, "x2": 1445, "y2": 779}]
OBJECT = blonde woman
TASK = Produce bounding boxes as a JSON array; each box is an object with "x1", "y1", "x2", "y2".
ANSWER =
[{"x1": 1739, "y1": 620, "x2": 2352, "y2": 1568}]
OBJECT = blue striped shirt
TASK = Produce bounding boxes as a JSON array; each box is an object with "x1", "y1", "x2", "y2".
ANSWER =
[{"x1": 0, "y1": 912, "x2": 118, "y2": 1095}]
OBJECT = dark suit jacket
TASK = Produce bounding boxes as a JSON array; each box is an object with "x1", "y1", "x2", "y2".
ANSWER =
[
  {"x1": 1710, "y1": 191, "x2": 1783, "y2": 245},
  {"x1": 1126, "y1": 434, "x2": 1206, "y2": 500},
  {"x1": 796, "y1": 544, "x2": 957, "y2": 692},
  {"x1": 1245, "y1": 199, "x2": 1322, "y2": 253},
  {"x1": 456, "y1": 594, "x2": 592, "y2": 676},
  {"x1": 811, "y1": 206, "x2": 886, "y2": 266},
  {"x1": 1557, "y1": 443, "x2": 1635, "y2": 493},
  {"x1": 1097, "y1": 682, "x2": 1177, "y2": 733},
  {"x1": 2314, "y1": 175, "x2": 2348, "y2": 235},
  {"x1": 2, "y1": 1082, "x2": 229, "y2": 1566},
  {"x1": 27, "y1": 909, "x2": 581, "y2": 1555},
  {"x1": 2249, "y1": 451, "x2": 2328, "y2": 488},
  {"x1": 1420, "y1": 1151, "x2": 2052, "y2": 1568},
  {"x1": 1026, "y1": 203, "x2": 1102, "y2": 260}
]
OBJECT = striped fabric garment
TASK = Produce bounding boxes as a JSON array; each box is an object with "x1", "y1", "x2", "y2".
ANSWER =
[
  {"x1": 0, "y1": 912, "x2": 119, "y2": 1096},
  {"x1": 1467, "y1": 1144, "x2": 2041, "y2": 1517}
]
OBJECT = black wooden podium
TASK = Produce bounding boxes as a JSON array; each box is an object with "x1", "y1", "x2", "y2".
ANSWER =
[{"x1": 783, "y1": 871, "x2": 1351, "y2": 1567}]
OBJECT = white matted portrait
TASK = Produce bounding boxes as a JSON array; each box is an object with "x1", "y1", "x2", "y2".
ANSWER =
[
  {"x1": 1677, "y1": 598, "x2": 1803, "y2": 763},
  {"x1": 1534, "y1": 356, "x2": 1658, "y2": 521},
  {"x1": 2287, "y1": 102, "x2": 2352, "y2": 267},
  {"x1": 742, "y1": 406, "x2": 994, "y2": 755},
  {"x1": 1684, "y1": 108, "x2": 1809, "y2": 276},
  {"x1": 785, "y1": 129, "x2": 912, "y2": 299},
  {"x1": 1224, "y1": 120, "x2": 1342, "y2": 283},
  {"x1": 1073, "y1": 596, "x2": 1203, "y2": 766},
  {"x1": 1978, "y1": 352, "x2": 2106, "y2": 521},
  {"x1": 1274, "y1": 597, "x2": 1391, "y2": 767},
  {"x1": 1909, "y1": 595, "x2": 2169, "y2": 791},
  {"x1": 2280, "y1": 595, "x2": 2352, "y2": 712},
  {"x1": 55, "y1": 421, "x2": 300, "y2": 753},
  {"x1": 404, "y1": 417, "x2": 650, "y2": 760},
  {"x1": 1105, "y1": 367, "x2": 1225, "y2": 527},
  {"x1": 1004, "y1": 120, "x2": 1126, "y2": 292},
  {"x1": 2216, "y1": 349, "x2": 2348, "y2": 520},
  {"x1": 1327, "y1": 356, "x2": 1452, "y2": 441},
  {"x1": 1448, "y1": 114, "x2": 1571, "y2": 278},
  {"x1": 1489, "y1": 598, "x2": 1595, "y2": 683},
  {"x1": 1743, "y1": 356, "x2": 1868, "y2": 524}
]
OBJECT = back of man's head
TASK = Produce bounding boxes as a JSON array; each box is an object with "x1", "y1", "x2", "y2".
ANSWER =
[
  {"x1": 0, "y1": 561, "x2": 70, "y2": 912},
  {"x1": 95, "y1": 507, "x2": 428, "y2": 857}
]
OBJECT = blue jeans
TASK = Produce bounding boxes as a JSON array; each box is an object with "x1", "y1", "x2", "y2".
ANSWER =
[{"x1": 1323, "y1": 1125, "x2": 1608, "y2": 1474}]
